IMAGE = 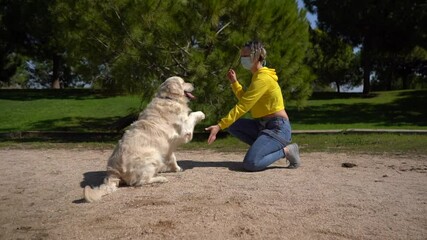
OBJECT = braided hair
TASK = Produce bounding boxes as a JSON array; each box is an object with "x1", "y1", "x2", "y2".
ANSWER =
[{"x1": 243, "y1": 40, "x2": 267, "y2": 65}]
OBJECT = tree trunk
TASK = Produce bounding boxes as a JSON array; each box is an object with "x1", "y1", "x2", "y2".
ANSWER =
[
  {"x1": 401, "y1": 67, "x2": 411, "y2": 89},
  {"x1": 386, "y1": 70, "x2": 393, "y2": 91},
  {"x1": 402, "y1": 75, "x2": 410, "y2": 89},
  {"x1": 51, "y1": 54, "x2": 61, "y2": 89},
  {"x1": 362, "y1": 65, "x2": 371, "y2": 95},
  {"x1": 335, "y1": 81, "x2": 341, "y2": 93},
  {"x1": 361, "y1": 47, "x2": 372, "y2": 95}
]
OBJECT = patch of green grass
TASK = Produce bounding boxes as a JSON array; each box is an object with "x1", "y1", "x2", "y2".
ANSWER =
[
  {"x1": 292, "y1": 133, "x2": 427, "y2": 154},
  {"x1": 287, "y1": 90, "x2": 427, "y2": 130},
  {"x1": 0, "y1": 89, "x2": 426, "y2": 133},
  {"x1": 0, "y1": 141, "x2": 116, "y2": 150},
  {"x1": 0, "y1": 89, "x2": 143, "y2": 132},
  {"x1": 184, "y1": 133, "x2": 427, "y2": 155},
  {"x1": 2, "y1": 133, "x2": 426, "y2": 155},
  {"x1": 1, "y1": 89, "x2": 426, "y2": 154},
  {"x1": 181, "y1": 134, "x2": 248, "y2": 152}
]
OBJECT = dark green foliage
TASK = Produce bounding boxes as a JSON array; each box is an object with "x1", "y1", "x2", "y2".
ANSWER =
[
  {"x1": 306, "y1": 29, "x2": 361, "y2": 92},
  {"x1": 304, "y1": 0, "x2": 427, "y2": 94}
]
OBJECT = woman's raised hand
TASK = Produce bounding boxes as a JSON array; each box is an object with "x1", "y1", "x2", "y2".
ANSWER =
[{"x1": 227, "y1": 69, "x2": 237, "y2": 83}]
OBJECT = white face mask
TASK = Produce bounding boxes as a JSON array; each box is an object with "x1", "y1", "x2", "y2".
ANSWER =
[{"x1": 240, "y1": 57, "x2": 252, "y2": 70}]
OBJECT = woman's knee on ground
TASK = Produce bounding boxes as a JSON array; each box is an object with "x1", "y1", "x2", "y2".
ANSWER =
[{"x1": 243, "y1": 159, "x2": 265, "y2": 172}]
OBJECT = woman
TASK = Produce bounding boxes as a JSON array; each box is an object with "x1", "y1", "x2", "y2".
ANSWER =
[{"x1": 205, "y1": 40, "x2": 300, "y2": 171}]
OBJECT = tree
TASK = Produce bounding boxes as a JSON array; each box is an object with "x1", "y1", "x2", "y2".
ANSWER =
[
  {"x1": 57, "y1": 0, "x2": 313, "y2": 121},
  {"x1": 307, "y1": 28, "x2": 361, "y2": 92},
  {"x1": 0, "y1": 1, "x2": 23, "y2": 87},
  {"x1": 304, "y1": 0, "x2": 427, "y2": 94},
  {"x1": 372, "y1": 46, "x2": 427, "y2": 90},
  {"x1": 0, "y1": 0, "x2": 79, "y2": 89}
]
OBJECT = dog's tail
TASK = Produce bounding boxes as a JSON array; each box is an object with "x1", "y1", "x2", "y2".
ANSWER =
[{"x1": 84, "y1": 176, "x2": 120, "y2": 203}]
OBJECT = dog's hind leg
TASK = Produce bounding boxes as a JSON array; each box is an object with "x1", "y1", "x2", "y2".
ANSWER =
[{"x1": 134, "y1": 164, "x2": 168, "y2": 186}]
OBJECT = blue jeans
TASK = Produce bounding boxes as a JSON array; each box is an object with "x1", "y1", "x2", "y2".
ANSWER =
[{"x1": 228, "y1": 117, "x2": 292, "y2": 171}]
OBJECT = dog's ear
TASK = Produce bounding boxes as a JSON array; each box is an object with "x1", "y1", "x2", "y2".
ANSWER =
[
  {"x1": 158, "y1": 80, "x2": 182, "y2": 99},
  {"x1": 168, "y1": 81, "x2": 182, "y2": 96}
]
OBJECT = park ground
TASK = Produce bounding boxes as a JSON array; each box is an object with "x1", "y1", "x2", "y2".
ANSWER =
[{"x1": 0, "y1": 148, "x2": 426, "y2": 239}]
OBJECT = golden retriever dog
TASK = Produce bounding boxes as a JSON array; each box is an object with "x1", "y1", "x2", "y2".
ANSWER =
[{"x1": 84, "y1": 76, "x2": 205, "y2": 202}]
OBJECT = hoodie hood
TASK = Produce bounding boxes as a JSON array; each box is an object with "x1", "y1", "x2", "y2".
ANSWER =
[{"x1": 257, "y1": 67, "x2": 278, "y2": 82}]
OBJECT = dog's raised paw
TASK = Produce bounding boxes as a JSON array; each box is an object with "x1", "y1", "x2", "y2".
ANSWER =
[{"x1": 193, "y1": 111, "x2": 205, "y2": 121}]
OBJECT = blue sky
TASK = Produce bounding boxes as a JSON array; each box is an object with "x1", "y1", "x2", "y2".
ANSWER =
[{"x1": 297, "y1": 0, "x2": 317, "y2": 28}]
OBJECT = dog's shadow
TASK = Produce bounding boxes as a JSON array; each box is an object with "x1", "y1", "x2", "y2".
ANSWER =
[
  {"x1": 80, "y1": 171, "x2": 107, "y2": 188},
  {"x1": 73, "y1": 171, "x2": 108, "y2": 204},
  {"x1": 79, "y1": 160, "x2": 285, "y2": 188},
  {"x1": 78, "y1": 160, "x2": 244, "y2": 190},
  {"x1": 74, "y1": 160, "x2": 284, "y2": 203}
]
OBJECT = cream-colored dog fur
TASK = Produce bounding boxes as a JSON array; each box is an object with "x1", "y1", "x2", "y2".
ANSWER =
[{"x1": 84, "y1": 76, "x2": 205, "y2": 202}]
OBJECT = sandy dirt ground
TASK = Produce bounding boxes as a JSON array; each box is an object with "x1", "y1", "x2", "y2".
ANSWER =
[{"x1": 0, "y1": 148, "x2": 426, "y2": 240}]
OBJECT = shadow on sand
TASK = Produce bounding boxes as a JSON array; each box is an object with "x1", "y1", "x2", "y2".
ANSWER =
[{"x1": 73, "y1": 159, "x2": 288, "y2": 203}]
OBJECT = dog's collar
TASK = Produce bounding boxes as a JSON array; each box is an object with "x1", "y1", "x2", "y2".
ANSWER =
[{"x1": 159, "y1": 96, "x2": 175, "y2": 101}]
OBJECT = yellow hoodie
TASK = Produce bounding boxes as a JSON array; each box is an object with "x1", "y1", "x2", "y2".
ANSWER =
[{"x1": 218, "y1": 67, "x2": 285, "y2": 130}]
